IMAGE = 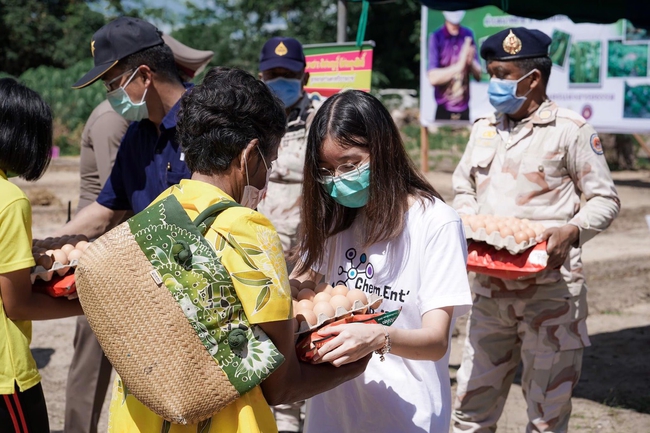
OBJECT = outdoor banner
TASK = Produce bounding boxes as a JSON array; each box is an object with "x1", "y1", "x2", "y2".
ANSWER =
[
  {"x1": 420, "y1": 6, "x2": 650, "y2": 133},
  {"x1": 303, "y1": 42, "x2": 375, "y2": 98}
]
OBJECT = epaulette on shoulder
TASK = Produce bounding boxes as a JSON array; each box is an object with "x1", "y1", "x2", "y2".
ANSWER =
[{"x1": 555, "y1": 107, "x2": 586, "y2": 127}]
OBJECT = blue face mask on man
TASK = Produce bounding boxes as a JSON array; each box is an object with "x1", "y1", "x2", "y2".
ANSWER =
[
  {"x1": 107, "y1": 69, "x2": 149, "y2": 122},
  {"x1": 265, "y1": 77, "x2": 302, "y2": 108},
  {"x1": 321, "y1": 162, "x2": 371, "y2": 208},
  {"x1": 487, "y1": 68, "x2": 537, "y2": 114}
]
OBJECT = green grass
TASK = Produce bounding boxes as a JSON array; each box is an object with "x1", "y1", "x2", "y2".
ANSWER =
[{"x1": 401, "y1": 125, "x2": 469, "y2": 172}]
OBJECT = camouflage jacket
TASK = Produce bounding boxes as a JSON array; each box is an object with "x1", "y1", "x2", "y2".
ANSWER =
[
  {"x1": 269, "y1": 93, "x2": 318, "y2": 184},
  {"x1": 452, "y1": 100, "x2": 620, "y2": 298}
]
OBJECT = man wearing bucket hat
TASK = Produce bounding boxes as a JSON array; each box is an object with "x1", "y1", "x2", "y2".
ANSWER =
[
  {"x1": 257, "y1": 37, "x2": 319, "y2": 264},
  {"x1": 63, "y1": 28, "x2": 213, "y2": 433},
  {"x1": 451, "y1": 27, "x2": 619, "y2": 432}
]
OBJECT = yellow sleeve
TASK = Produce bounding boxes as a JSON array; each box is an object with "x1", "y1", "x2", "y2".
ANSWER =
[
  {"x1": 0, "y1": 197, "x2": 35, "y2": 274},
  {"x1": 206, "y1": 207, "x2": 292, "y2": 324}
]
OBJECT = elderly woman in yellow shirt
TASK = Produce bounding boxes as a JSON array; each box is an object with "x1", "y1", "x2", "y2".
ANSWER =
[{"x1": 106, "y1": 67, "x2": 369, "y2": 433}]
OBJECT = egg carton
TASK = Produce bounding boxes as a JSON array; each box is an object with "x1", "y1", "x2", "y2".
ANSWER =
[
  {"x1": 30, "y1": 260, "x2": 79, "y2": 283},
  {"x1": 295, "y1": 293, "x2": 384, "y2": 335},
  {"x1": 464, "y1": 225, "x2": 538, "y2": 255}
]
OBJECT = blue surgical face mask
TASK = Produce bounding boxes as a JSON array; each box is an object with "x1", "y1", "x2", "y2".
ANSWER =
[
  {"x1": 106, "y1": 69, "x2": 149, "y2": 121},
  {"x1": 265, "y1": 77, "x2": 302, "y2": 108},
  {"x1": 487, "y1": 68, "x2": 537, "y2": 114},
  {"x1": 321, "y1": 162, "x2": 371, "y2": 208}
]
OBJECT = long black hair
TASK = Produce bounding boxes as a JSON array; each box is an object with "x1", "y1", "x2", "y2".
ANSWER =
[
  {"x1": 294, "y1": 90, "x2": 441, "y2": 274},
  {"x1": 0, "y1": 78, "x2": 53, "y2": 180}
]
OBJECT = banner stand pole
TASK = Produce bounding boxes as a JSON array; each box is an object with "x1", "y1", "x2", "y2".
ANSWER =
[
  {"x1": 632, "y1": 134, "x2": 650, "y2": 159},
  {"x1": 420, "y1": 125, "x2": 429, "y2": 173}
]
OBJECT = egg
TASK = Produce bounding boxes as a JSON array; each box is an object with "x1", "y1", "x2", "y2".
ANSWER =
[
  {"x1": 297, "y1": 288, "x2": 315, "y2": 302},
  {"x1": 509, "y1": 223, "x2": 521, "y2": 233},
  {"x1": 61, "y1": 243, "x2": 75, "y2": 255},
  {"x1": 299, "y1": 280, "x2": 316, "y2": 290},
  {"x1": 291, "y1": 299, "x2": 299, "y2": 315},
  {"x1": 312, "y1": 301, "x2": 335, "y2": 319},
  {"x1": 499, "y1": 227, "x2": 514, "y2": 238},
  {"x1": 497, "y1": 220, "x2": 509, "y2": 229},
  {"x1": 470, "y1": 218, "x2": 485, "y2": 232},
  {"x1": 314, "y1": 282, "x2": 333, "y2": 294},
  {"x1": 313, "y1": 292, "x2": 332, "y2": 304},
  {"x1": 514, "y1": 231, "x2": 529, "y2": 244},
  {"x1": 52, "y1": 249, "x2": 68, "y2": 265},
  {"x1": 67, "y1": 249, "x2": 84, "y2": 262},
  {"x1": 290, "y1": 285, "x2": 300, "y2": 299},
  {"x1": 289, "y1": 278, "x2": 302, "y2": 288},
  {"x1": 525, "y1": 228, "x2": 536, "y2": 240},
  {"x1": 533, "y1": 223, "x2": 545, "y2": 236},
  {"x1": 74, "y1": 234, "x2": 89, "y2": 242},
  {"x1": 36, "y1": 254, "x2": 53, "y2": 270},
  {"x1": 295, "y1": 309, "x2": 317, "y2": 326},
  {"x1": 297, "y1": 299, "x2": 314, "y2": 311},
  {"x1": 485, "y1": 222, "x2": 499, "y2": 235},
  {"x1": 346, "y1": 289, "x2": 368, "y2": 307},
  {"x1": 74, "y1": 240, "x2": 89, "y2": 252},
  {"x1": 329, "y1": 294, "x2": 352, "y2": 312},
  {"x1": 331, "y1": 284, "x2": 349, "y2": 297}
]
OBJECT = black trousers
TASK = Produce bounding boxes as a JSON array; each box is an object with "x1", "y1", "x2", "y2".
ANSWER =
[
  {"x1": 435, "y1": 105, "x2": 470, "y2": 121},
  {"x1": 0, "y1": 382, "x2": 49, "y2": 433}
]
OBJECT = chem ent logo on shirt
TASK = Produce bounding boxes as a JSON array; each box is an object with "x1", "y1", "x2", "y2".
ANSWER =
[{"x1": 334, "y1": 248, "x2": 374, "y2": 286}]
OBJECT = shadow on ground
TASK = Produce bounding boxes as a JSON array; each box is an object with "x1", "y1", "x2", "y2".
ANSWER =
[{"x1": 31, "y1": 347, "x2": 55, "y2": 369}]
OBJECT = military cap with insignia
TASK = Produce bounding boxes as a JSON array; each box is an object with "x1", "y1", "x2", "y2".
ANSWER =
[
  {"x1": 259, "y1": 37, "x2": 306, "y2": 72},
  {"x1": 480, "y1": 27, "x2": 551, "y2": 61}
]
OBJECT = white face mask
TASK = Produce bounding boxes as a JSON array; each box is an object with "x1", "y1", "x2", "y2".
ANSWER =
[{"x1": 240, "y1": 147, "x2": 270, "y2": 209}]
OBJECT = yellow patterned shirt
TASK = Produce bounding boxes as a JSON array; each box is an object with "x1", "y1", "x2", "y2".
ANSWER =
[{"x1": 108, "y1": 179, "x2": 292, "y2": 433}]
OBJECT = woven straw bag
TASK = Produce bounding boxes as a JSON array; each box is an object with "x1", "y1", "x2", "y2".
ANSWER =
[{"x1": 75, "y1": 195, "x2": 284, "y2": 424}]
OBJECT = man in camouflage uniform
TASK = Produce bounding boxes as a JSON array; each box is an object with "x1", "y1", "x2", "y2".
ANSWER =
[
  {"x1": 451, "y1": 28, "x2": 620, "y2": 432},
  {"x1": 258, "y1": 37, "x2": 318, "y2": 265},
  {"x1": 257, "y1": 36, "x2": 318, "y2": 433}
]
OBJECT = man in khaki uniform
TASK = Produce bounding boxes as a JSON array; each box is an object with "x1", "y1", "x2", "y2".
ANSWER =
[
  {"x1": 451, "y1": 28, "x2": 620, "y2": 432},
  {"x1": 256, "y1": 36, "x2": 318, "y2": 433},
  {"x1": 258, "y1": 37, "x2": 318, "y2": 263}
]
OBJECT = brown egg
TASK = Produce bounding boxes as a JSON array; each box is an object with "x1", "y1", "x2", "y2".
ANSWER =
[
  {"x1": 514, "y1": 231, "x2": 528, "y2": 244},
  {"x1": 346, "y1": 289, "x2": 368, "y2": 306},
  {"x1": 499, "y1": 227, "x2": 514, "y2": 238},
  {"x1": 331, "y1": 284, "x2": 349, "y2": 297},
  {"x1": 74, "y1": 234, "x2": 89, "y2": 242},
  {"x1": 297, "y1": 288, "x2": 316, "y2": 302},
  {"x1": 299, "y1": 280, "x2": 316, "y2": 290},
  {"x1": 289, "y1": 278, "x2": 302, "y2": 288},
  {"x1": 52, "y1": 249, "x2": 68, "y2": 265},
  {"x1": 497, "y1": 220, "x2": 509, "y2": 229},
  {"x1": 74, "y1": 240, "x2": 89, "y2": 252},
  {"x1": 67, "y1": 249, "x2": 83, "y2": 262},
  {"x1": 297, "y1": 299, "x2": 314, "y2": 311},
  {"x1": 313, "y1": 292, "x2": 332, "y2": 304},
  {"x1": 525, "y1": 228, "x2": 536, "y2": 240},
  {"x1": 61, "y1": 243, "x2": 75, "y2": 255},
  {"x1": 36, "y1": 254, "x2": 53, "y2": 270},
  {"x1": 314, "y1": 282, "x2": 333, "y2": 294},
  {"x1": 290, "y1": 285, "x2": 300, "y2": 299},
  {"x1": 330, "y1": 294, "x2": 352, "y2": 312},
  {"x1": 469, "y1": 218, "x2": 485, "y2": 232},
  {"x1": 313, "y1": 301, "x2": 335, "y2": 319},
  {"x1": 295, "y1": 309, "x2": 317, "y2": 326},
  {"x1": 509, "y1": 223, "x2": 521, "y2": 233},
  {"x1": 485, "y1": 222, "x2": 499, "y2": 235}
]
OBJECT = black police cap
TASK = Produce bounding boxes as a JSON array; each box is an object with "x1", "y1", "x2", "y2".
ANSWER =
[
  {"x1": 73, "y1": 17, "x2": 164, "y2": 89},
  {"x1": 480, "y1": 27, "x2": 551, "y2": 61}
]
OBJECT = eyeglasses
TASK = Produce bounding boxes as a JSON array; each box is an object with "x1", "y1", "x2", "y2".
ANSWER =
[
  {"x1": 316, "y1": 158, "x2": 369, "y2": 183},
  {"x1": 103, "y1": 68, "x2": 135, "y2": 92}
]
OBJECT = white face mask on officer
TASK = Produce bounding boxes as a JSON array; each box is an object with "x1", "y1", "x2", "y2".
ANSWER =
[{"x1": 240, "y1": 146, "x2": 271, "y2": 209}]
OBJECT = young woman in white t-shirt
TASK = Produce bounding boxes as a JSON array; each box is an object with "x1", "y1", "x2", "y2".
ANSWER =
[{"x1": 291, "y1": 90, "x2": 473, "y2": 433}]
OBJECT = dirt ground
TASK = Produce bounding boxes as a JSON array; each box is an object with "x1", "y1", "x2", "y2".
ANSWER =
[{"x1": 12, "y1": 156, "x2": 650, "y2": 432}]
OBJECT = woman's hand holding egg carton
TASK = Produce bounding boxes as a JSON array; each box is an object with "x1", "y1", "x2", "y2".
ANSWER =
[
  {"x1": 290, "y1": 279, "x2": 383, "y2": 334},
  {"x1": 461, "y1": 214, "x2": 546, "y2": 254},
  {"x1": 31, "y1": 235, "x2": 90, "y2": 281}
]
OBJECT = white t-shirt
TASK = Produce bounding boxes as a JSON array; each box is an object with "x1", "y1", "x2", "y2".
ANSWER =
[{"x1": 304, "y1": 197, "x2": 472, "y2": 433}]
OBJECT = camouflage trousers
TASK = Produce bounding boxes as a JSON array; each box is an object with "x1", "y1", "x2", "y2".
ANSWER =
[{"x1": 452, "y1": 292, "x2": 590, "y2": 433}]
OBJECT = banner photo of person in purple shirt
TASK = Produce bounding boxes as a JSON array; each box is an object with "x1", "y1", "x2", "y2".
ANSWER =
[{"x1": 426, "y1": 10, "x2": 482, "y2": 121}]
